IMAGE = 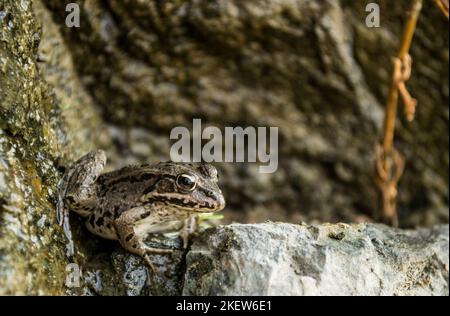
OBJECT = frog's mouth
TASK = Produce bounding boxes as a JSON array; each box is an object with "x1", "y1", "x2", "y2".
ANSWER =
[
  {"x1": 147, "y1": 192, "x2": 225, "y2": 213},
  {"x1": 196, "y1": 192, "x2": 226, "y2": 213}
]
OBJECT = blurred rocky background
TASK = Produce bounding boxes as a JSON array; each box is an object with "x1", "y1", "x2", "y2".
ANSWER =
[{"x1": 0, "y1": 0, "x2": 448, "y2": 295}]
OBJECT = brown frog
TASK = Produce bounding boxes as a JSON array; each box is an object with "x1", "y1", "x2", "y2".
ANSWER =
[{"x1": 57, "y1": 150, "x2": 225, "y2": 271}]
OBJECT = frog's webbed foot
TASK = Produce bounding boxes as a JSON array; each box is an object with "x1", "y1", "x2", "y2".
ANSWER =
[
  {"x1": 123, "y1": 241, "x2": 175, "y2": 274},
  {"x1": 142, "y1": 247, "x2": 176, "y2": 273},
  {"x1": 57, "y1": 198, "x2": 75, "y2": 257},
  {"x1": 179, "y1": 215, "x2": 197, "y2": 249},
  {"x1": 56, "y1": 157, "x2": 77, "y2": 257},
  {"x1": 57, "y1": 165, "x2": 73, "y2": 227},
  {"x1": 144, "y1": 246, "x2": 175, "y2": 254}
]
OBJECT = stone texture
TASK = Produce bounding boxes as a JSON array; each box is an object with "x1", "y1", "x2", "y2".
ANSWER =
[
  {"x1": 0, "y1": 0, "x2": 109, "y2": 294},
  {"x1": 183, "y1": 223, "x2": 449, "y2": 296},
  {"x1": 0, "y1": 0, "x2": 448, "y2": 295},
  {"x1": 39, "y1": 0, "x2": 449, "y2": 226}
]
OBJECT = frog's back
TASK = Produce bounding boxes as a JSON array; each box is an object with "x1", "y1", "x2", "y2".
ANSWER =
[
  {"x1": 96, "y1": 164, "x2": 161, "y2": 208},
  {"x1": 97, "y1": 163, "x2": 156, "y2": 183}
]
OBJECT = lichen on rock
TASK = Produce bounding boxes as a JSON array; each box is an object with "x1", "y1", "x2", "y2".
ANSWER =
[{"x1": 0, "y1": 0, "x2": 108, "y2": 295}]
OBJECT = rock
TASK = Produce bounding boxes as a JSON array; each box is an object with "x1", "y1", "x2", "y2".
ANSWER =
[
  {"x1": 0, "y1": 0, "x2": 113, "y2": 294},
  {"x1": 0, "y1": 0, "x2": 448, "y2": 295},
  {"x1": 183, "y1": 223, "x2": 449, "y2": 296},
  {"x1": 40, "y1": 0, "x2": 449, "y2": 226}
]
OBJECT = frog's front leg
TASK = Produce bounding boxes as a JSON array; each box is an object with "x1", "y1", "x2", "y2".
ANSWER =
[
  {"x1": 114, "y1": 206, "x2": 174, "y2": 272},
  {"x1": 179, "y1": 215, "x2": 197, "y2": 249}
]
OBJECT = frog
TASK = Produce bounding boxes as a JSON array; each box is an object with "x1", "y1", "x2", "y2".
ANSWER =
[{"x1": 57, "y1": 150, "x2": 225, "y2": 271}]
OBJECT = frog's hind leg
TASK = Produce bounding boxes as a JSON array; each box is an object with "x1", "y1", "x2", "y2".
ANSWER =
[
  {"x1": 114, "y1": 206, "x2": 174, "y2": 272},
  {"x1": 85, "y1": 210, "x2": 118, "y2": 240},
  {"x1": 58, "y1": 150, "x2": 107, "y2": 221},
  {"x1": 57, "y1": 150, "x2": 106, "y2": 257}
]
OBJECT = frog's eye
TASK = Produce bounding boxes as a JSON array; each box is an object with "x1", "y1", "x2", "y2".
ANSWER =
[{"x1": 176, "y1": 174, "x2": 197, "y2": 191}]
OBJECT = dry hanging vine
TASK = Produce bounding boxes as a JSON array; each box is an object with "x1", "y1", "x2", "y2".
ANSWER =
[{"x1": 374, "y1": 0, "x2": 448, "y2": 227}]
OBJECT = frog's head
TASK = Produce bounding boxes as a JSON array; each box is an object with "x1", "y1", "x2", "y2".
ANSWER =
[{"x1": 144, "y1": 162, "x2": 225, "y2": 213}]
